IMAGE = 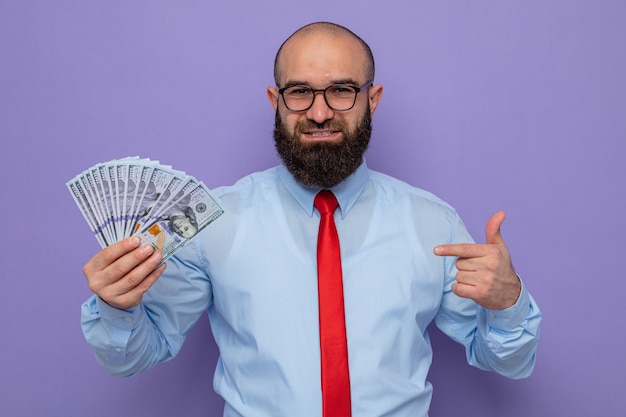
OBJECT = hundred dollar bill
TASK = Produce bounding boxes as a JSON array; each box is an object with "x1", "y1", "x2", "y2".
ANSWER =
[
  {"x1": 113, "y1": 159, "x2": 143, "y2": 240},
  {"x1": 134, "y1": 176, "x2": 198, "y2": 234},
  {"x1": 128, "y1": 163, "x2": 156, "y2": 237},
  {"x1": 95, "y1": 164, "x2": 117, "y2": 244},
  {"x1": 82, "y1": 169, "x2": 115, "y2": 245},
  {"x1": 122, "y1": 161, "x2": 145, "y2": 238},
  {"x1": 134, "y1": 165, "x2": 180, "y2": 223},
  {"x1": 133, "y1": 181, "x2": 224, "y2": 264},
  {"x1": 67, "y1": 180, "x2": 108, "y2": 248}
]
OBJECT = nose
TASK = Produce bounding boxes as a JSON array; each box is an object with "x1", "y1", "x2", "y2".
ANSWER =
[{"x1": 305, "y1": 91, "x2": 335, "y2": 124}]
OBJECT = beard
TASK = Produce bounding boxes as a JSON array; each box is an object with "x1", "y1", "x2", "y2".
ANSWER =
[{"x1": 273, "y1": 109, "x2": 372, "y2": 189}]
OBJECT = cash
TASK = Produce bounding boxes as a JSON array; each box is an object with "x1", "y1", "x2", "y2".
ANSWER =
[{"x1": 67, "y1": 157, "x2": 224, "y2": 264}]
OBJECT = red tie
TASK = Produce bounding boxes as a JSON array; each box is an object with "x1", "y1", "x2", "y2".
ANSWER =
[{"x1": 314, "y1": 191, "x2": 351, "y2": 417}]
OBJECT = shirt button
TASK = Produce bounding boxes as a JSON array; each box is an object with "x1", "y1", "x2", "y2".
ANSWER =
[
  {"x1": 123, "y1": 317, "x2": 132, "y2": 322},
  {"x1": 487, "y1": 342, "x2": 494, "y2": 349},
  {"x1": 115, "y1": 348, "x2": 122, "y2": 353}
]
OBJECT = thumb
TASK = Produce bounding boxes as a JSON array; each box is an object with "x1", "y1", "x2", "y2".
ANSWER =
[{"x1": 485, "y1": 211, "x2": 506, "y2": 245}]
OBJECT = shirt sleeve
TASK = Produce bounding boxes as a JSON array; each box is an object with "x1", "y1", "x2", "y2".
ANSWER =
[
  {"x1": 434, "y1": 212, "x2": 542, "y2": 379},
  {"x1": 80, "y1": 239, "x2": 213, "y2": 377}
]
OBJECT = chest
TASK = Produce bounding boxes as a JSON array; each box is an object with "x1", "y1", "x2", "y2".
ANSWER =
[{"x1": 202, "y1": 200, "x2": 446, "y2": 338}]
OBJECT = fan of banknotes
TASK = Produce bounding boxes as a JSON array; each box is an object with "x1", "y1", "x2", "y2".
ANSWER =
[{"x1": 66, "y1": 157, "x2": 224, "y2": 264}]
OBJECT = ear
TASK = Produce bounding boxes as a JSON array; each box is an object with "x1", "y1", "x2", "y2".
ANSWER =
[
  {"x1": 368, "y1": 84, "x2": 383, "y2": 117},
  {"x1": 267, "y1": 86, "x2": 279, "y2": 111}
]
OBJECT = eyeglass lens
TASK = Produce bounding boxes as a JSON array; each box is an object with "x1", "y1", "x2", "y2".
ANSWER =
[{"x1": 282, "y1": 85, "x2": 359, "y2": 111}]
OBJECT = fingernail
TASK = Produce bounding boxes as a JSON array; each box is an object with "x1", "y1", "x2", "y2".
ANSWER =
[
  {"x1": 433, "y1": 246, "x2": 443, "y2": 255},
  {"x1": 141, "y1": 244, "x2": 155, "y2": 255},
  {"x1": 130, "y1": 236, "x2": 141, "y2": 246}
]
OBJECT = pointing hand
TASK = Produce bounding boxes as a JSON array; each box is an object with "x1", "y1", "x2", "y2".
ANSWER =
[{"x1": 434, "y1": 211, "x2": 521, "y2": 310}]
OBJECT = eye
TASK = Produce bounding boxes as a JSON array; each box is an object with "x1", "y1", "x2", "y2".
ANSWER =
[
  {"x1": 285, "y1": 86, "x2": 312, "y2": 97},
  {"x1": 327, "y1": 85, "x2": 356, "y2": 97}
]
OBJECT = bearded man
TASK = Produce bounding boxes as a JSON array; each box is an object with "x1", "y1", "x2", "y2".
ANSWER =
[{"x1": 81, "y1": 22, "x2": 541, "y2": 417}]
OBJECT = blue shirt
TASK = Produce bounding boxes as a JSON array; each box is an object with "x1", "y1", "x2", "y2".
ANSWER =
[{"x1": 81, "y1": 161, "x2": 541, "y2": 417}]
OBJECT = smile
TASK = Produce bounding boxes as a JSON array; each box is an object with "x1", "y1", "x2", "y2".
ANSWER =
[
  {"x1": 310, "y1": 131, "x2": 333, "y2": 137},
  {"x1": 301, "y1": 130, "x2": 342, "y2": 141}
]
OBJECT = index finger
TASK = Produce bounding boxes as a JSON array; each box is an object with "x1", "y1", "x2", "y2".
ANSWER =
[
  {"x1": 85, "y1": 236, "x2": 143, "y2": 273},
  {"x1": 433, "y1": 243, "x2": 490, "y2": 259}
]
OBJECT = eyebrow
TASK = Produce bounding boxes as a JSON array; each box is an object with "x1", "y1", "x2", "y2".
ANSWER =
[{"x1": 282, "y1": 78, "x2": 361, "y2": 88}]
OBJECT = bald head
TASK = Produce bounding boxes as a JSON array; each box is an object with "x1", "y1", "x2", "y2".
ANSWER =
[{"x1": 273, "y1": 22, "x2": 375, "y2": 86}]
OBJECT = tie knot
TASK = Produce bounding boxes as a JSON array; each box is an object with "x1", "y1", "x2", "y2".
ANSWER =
[{"x1": 314, "y1": 191, "x2": 339, "y2": 215}]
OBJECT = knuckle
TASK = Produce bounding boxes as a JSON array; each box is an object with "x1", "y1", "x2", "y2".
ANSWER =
[
  {"x1": 109, "y1": 262, "x2": 128, "y2": 281},
  {"x1": 458, "y1": 245, "x2": 471, "y2": 257},
  {"x1": 82, "y1": 263, "x2": 92, "y2": 279},
  {"x1": 137, "y1": 275, "x2": 154, "y2": 291},
  {"x1": 85, "y1": 270, "x2": 104, "y2": 294},
  {"x1": 100, "y1": 245, "x2": 118, "y2": 264},
  {"x1": 87, "y1": 280, "x2": 100, "y2": 294},
  {"x1": 455, "y1": 270, "x2": 466, "y2": 282},
  {"x1": 97, "y1": 287, "x2": 115, "y2": 303},
  {"x1": 486, "y1": 245, "x2": 501, "y2": 257},
  {"x1": 454, "y1": 284, "x2": 471, "y2": 299},
  {"x1": 126, "y1": 271, "x2": 143, "y2": 287},
  {"x1": 484, "y1": 260, "x2": 498, "y2": 273}
]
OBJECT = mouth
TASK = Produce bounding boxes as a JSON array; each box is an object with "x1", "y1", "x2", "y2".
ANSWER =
[{"x1": 301, "y1": 130, "x2": 342, "y2": 142}]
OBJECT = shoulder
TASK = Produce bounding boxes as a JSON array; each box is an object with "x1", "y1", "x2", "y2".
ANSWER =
[
  {"x1": 364, "y1": 169, "x2": 470, "y2": 243},
  {"x1": 212, "y1": 166, "x2": 282, "y2": 199},
  {"x1": 367, "y1": 169, "x2": 456, "y2": 214}
]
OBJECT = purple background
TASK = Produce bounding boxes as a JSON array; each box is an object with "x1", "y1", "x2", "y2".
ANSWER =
[{"x1": 1, "y1": 1, "x2": 625, "y2": 416}]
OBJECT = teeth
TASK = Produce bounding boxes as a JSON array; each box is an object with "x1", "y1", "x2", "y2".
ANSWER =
[{"x1": 310, "y1": 131, "x2": 332, "y2": 137}]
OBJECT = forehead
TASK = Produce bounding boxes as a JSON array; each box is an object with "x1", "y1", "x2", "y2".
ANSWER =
[{"x1": 277, "y1": 32, "x2": 368, "y2": 86}]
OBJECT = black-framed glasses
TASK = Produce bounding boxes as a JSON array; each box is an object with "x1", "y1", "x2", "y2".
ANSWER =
[{"x1": 278, "y1": 81, "x2": 373, "y2": 112}]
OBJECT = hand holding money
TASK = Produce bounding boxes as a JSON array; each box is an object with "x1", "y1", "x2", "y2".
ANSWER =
[
  {"x1": 83, "y1": 237, "x2": 166, "y2": 309},
  {"x1": 68, "y1": 157, "x2": 224, "y2": 308}
]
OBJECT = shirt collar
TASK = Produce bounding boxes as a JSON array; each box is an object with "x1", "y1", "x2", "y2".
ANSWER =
[{"x1": 277, "y1": 160, "x2": 369, "y2": 219}]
